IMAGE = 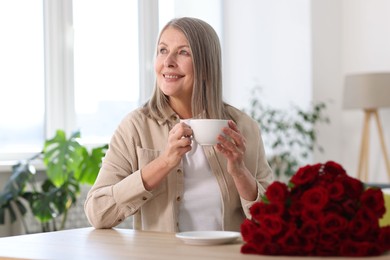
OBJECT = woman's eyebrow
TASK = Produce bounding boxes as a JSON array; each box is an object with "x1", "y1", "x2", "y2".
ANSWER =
[{"x1": 158, "y1": 42, "x2": 189, "y2": 49}]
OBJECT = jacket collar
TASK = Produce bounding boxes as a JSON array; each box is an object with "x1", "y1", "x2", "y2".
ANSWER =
[{"x1": 156, "y1": 106, "x2": 180, "y2": 126}]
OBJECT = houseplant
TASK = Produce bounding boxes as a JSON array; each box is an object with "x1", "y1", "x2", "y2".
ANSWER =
[
  {"x1": 0, "y1": 130, "x2": 107, "y2": 233},
  {"x1": 246, "y1": 87, "x2": 329, "y2": 180}
]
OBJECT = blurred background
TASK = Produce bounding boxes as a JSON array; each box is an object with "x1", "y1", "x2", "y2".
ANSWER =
[{"x1": 1, "y1": 0, "x2": 389, "y2": 236}]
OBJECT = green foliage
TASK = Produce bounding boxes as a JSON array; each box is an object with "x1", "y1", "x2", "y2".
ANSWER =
[
  {"x1": 0, "y1": 130, "x2": 107, "y2": 233},
  {"x1": 246, "y1": 87, "x2": 330, "y2": 180}
]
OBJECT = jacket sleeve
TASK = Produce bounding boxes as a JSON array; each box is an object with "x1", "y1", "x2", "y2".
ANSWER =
[
  {"x1": 239, "y1": 118, "x2": 274, "y2": 218},
  {"x1": 84, "y1": 118, "x2": 153, "y2": 229}
]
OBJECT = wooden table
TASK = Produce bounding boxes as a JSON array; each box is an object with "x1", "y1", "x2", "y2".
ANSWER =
[{"x1": 0, "y1": 227, "x2": 388, "y2": 260}]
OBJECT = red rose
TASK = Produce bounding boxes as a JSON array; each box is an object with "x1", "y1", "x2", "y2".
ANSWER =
[
  {"x1": 299, "y1": 236, "x2": 316, "y2": 255},
  {"x1": 317, "y1": 231, "x2": 340, "y2": 251},
  {"x1": 290, "y1": 164, "x2": 321, "y2": 187},
  {"x1": 288, "y1": 200, "x2": 303, "y2": 218},
  {"x1": 318, "y1": 232, "x2": 339, "y2": 247},
  {"x1": 262, "y1": 202, "x2": 285, "y2": 217},
  {"x1": 379, "y1": 226, "x2": 390, "y2": 251},
  {"x1": 298, "y1": 220, "x2": 318, "y2": 239},
  {"x1": 320, "y1": 212, "x2": 348, "y2": 234},
  {"x1": 252, "y1": 242, "x2": 280, "y2": 255},
  {"x1": 339, "y1": 240, "x2": 363, "y2": 256},
  {"x1": 241, "y1": 242, "x2": 280, "y2": 255},
  {"x1": 240, "y1": 243, "x2": 258, "y2": 254},
  {"x1": 301, "y1": 208, "x2": 321, "y2": 222},
  {"x1": 359, "y1": 243, "x2": 384, "y2": 256},
  {"x1": 241, "y1": 161, "x2": 390, "y2": 257},
  {"x1": 265, "y1": 181, "x2": 288, "y2": 203},
  {"x1": 328, "y1": 181, "x2": 345, "y2": 201},
  {"x1": 315, "y1": 246, "x2": 337, "y2": 256},
  {"x1": 240, "y1": 218, "x2": 257, "y2": 242},
  {"x1": 249, "y1": 201, "x2": 285, "y2": 223},
  {"x1": 248, "y1": 202, "x2": 264, "y2": 222},
  {"x1": 323, "y1": 161, "x2": 347, "y2": 177},
  {"x1": 301, "y1": 186, "x2": 329, "y2": 210},
  {"x1": 340, "y1": 240, "x2": 382, "y2": 257},
  {"x1": 341, "y1": 175, "x2": 364, "y2": 200},
  {"x1": 342, "y1": 198, "x2": 359, "y2": 218},
  {"x1": 324, "y1": 201, "x2": 344, "y2": 215},
  {"x1": 360, "y1": 188, "x2": 386, "y2": 218},
  {"x1": 261, "y1": 215, "x2": 286, "y2": 236},
  {"x1": 252, "y1": 228, "x2": 272, "y2": 245},
  {"x1": 277, "y1": 229, "x2": 301, "y2": 255},
  {"x1": 348, "y1": 208, "x2": 379, "y2": 240}
]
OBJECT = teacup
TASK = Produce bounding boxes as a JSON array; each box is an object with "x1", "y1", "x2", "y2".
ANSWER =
[{"x1": 189, "y1": 119, "x2": 229, "y2": 145}]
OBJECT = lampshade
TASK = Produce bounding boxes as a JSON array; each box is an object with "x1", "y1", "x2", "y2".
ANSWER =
[{"x1": 343, "y1": 72, "x2": 390, "y2": 109}]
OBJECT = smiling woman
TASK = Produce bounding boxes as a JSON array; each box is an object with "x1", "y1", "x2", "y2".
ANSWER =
[{"x1": 0, "y1": 0, "x2": 223, "y2": 165}]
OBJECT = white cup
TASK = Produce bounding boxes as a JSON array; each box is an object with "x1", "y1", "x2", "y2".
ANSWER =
[{"x1": 189, "y1": 119, "x2": 229, "y2": 145}]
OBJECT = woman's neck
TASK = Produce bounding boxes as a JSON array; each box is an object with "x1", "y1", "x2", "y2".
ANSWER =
[{"x1": 169, "y1": 98, "x2": 192, "y2": 119}]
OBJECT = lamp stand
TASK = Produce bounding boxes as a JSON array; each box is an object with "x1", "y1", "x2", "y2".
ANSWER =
[{"x1": 357, "y1": 109, "x2": 390, "y2": 182}]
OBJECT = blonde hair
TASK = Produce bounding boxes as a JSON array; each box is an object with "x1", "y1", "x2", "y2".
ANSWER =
[{"x1": 144, "y1": 17, "x2": 229, "y2": 121}]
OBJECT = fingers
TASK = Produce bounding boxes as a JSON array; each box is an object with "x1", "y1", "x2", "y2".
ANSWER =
[
  {"x1": 220, "y1": 121, "x2": 246, "y2": 150},
  {"x1": 169, "y1": 122, "x2": 193, "y2": 141},
  {"x1": 169, "y1": 122, "x2": 192, "y2": 150},
  {"x1": 216, "y1": 120, "x2": 246, "y2": 159}
]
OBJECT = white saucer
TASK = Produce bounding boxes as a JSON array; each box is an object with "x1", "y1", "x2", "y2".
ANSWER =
[{"x1": 175, "y1": 231, "x2": 241, "y2": 246}]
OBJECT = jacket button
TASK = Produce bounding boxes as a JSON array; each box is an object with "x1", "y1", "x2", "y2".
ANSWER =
[
  {"x1": 142, "y1": 196, "x2": 147, "y2": 201},
  {"x1": 176, "y1": 196, "x2": 181, "y2": 201}
]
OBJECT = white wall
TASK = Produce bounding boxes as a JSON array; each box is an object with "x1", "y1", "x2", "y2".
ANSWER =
[
  {"x1": 313, "y1": 0, "x2": 390, "y2": 182},
  {"x1": 224, "y1": 0, "x2": 390, "y2": 183},
  {"x1": 222, "y1": 0, "x2": 311, "y2": 110},
  {"x1": 311, "y1": 0, "x2": 343, "y2": 166},
  {"x1": 341, "y1": 0, "x2": 390, "y2": 182}
]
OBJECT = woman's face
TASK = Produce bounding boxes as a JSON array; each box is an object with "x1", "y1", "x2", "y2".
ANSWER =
[{"x1": 155, "y1": 27, "x2": 194, "y2": 102}]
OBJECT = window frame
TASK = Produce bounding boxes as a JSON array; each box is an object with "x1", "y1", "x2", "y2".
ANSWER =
[{"x1": 0, "y1": 0, "x2": 158, "y2": 166}]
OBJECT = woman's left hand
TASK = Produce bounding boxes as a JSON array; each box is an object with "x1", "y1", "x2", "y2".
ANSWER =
[
  {"x1": 215, "y1": 120, "x2": 247, "y2": 177},
  {"x1": 216, "y1": 120, "x2": 258, "y2": 201}
]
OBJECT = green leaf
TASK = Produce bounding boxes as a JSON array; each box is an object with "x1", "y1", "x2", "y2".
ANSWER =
[
  {"x1": 14, "y1": 199, "x2": 28, "y2": 216},
  {"x1": 75, "y1": 144, "x2": 108, "y2": 184},
  {"x1": 0, "y1": 159, "x2": 37, "y2": 225},
  {"x1": 7, "y1": 203, "x2": 17, "y2": 223},
  {"x1": 0, "y1": 207, "x2": 4, "y2": 225},
  {"x1": 43, "y1": 130, "x2": 82, "y2": 187}
]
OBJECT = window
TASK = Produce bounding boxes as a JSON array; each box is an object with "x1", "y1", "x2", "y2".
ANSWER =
[
  {"x1": 0, "y1": 0, "x2": 45, "y2": 160},
  {"x1": 0, "y1": 0, "x2": 142, "y2": 163},
  {"x1": 73, "y1": 0, "x2": 139, "y2": 144}
]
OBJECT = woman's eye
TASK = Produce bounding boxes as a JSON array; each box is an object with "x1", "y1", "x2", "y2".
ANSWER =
[
  {"x1": 159, "y1": 48, "x2": 167, "y2": 54},
  {"x1": 179, "y1": 50, "x2": 190, "y2": 55}
]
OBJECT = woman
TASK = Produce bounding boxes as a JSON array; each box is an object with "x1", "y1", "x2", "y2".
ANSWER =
[{"x1": 84, "y1": 17, "x2": 273, "y2": 232}]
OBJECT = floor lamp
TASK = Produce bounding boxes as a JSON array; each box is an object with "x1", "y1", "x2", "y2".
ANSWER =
[{"x1": 344, "y1": 72, "x2": 390, "y2": 182}]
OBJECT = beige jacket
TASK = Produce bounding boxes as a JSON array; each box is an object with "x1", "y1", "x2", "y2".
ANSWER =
[{"x1": 84, "y1": 105, "x2": 273, "y2": 232}]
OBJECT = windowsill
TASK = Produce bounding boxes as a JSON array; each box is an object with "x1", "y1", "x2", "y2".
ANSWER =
[{"x1": 0, "y1": 160, "x2": 45, "y2": 173}]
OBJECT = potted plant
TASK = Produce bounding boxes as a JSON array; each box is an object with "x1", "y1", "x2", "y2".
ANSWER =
[
  {"x1": 0, "y1": 130, "x2": 107, "y2": 233},
  {"x1": 246, "y1": 87, "x2": 330, "y2": 181}
]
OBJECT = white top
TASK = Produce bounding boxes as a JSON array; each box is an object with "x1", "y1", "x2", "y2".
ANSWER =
[{"x1": 178, "y1": 120, "x2": 223, "y2": 231}]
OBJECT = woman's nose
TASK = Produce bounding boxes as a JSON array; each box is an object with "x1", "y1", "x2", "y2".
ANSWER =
[{"x1": 164, "y1": 53, "x2": 176, "y2": 67}]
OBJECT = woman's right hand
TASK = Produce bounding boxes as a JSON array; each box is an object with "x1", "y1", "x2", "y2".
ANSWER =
[
  {"x1": 141, "y1": 122, "x2": 192, "y2": 191},
  {"x1": 161, "y1": 122, "x2": 193, "y2": 168}
]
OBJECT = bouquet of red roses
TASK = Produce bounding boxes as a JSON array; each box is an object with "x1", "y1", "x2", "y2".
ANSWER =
[{"x1": 241, "y1": 161, "x2": 390, "y2": 256}]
